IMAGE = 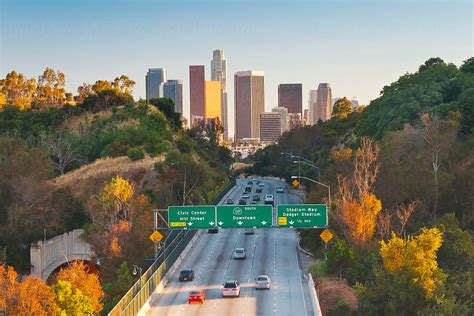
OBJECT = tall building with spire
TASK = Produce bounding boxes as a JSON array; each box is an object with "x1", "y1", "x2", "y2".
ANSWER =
[
  {"x1": 234, "y1": 71, "x2": 265, "y2": 140},
  {"x1": 210, "y1": 49, "x2": 228, "y2": 139}
]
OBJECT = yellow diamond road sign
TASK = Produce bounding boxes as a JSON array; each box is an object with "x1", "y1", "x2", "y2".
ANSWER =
[
  {"x1": 320, "y1": 229, "x2": 333, "y2": 243},
  {"x1": 149, "y1": 230, "x2": 164, "y2": 242},
  {"x1": 292, "y1": 179, "x2": 299, "y2": 187}
]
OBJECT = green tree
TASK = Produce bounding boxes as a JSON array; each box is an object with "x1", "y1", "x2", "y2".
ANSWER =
[
  {"x1": 327, "y1": 238, "x2": 356, "y2": 279},
  {"x1": 53, "y1": 280, "x2": 93, "y2": 315},
  {"x1": 332, "y1": 97, "x2": 353, "y2": 119},
  {"x1": 419, "y1": 57, "x2": 445, "y2": 72}
]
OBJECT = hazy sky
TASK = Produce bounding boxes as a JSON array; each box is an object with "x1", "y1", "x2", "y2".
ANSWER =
[{"x1": 1, "y1": 0, "x2": 472, "y2": 136}]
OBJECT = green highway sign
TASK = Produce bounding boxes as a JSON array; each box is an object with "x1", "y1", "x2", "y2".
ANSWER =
[
  {"x1": 277, "y1": 204, "x2": 328, "y2": 228},
  {"x1": 168, "y1": 205, "x2": 216, "y2": 229},
  {"x1": 216, "y1": 205, "x2": 273, "y2": 228}
]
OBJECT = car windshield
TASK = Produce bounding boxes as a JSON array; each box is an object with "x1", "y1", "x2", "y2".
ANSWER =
[
  {"x1": 189, "y1": 291, "x2": 200, "y2": 295},
  {"x1": 257, "y1": 276, "x2": 268, "y2": 281},
  {"x1": 224, "y1": 283, "x2": 237, "y2": 288},
  {"x1": 181, "y1": 270, "x2": 191, "y2": 275},
  {"x1": 236, "y1": 250, "x2": 244, "y2": 253}
]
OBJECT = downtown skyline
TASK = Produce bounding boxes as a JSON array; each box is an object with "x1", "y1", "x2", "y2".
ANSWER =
[{"x1": 1, "y1": 0, "x2": 472, "y2": 137}]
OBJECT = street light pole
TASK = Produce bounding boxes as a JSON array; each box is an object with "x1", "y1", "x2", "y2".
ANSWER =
[
  {"x1": 291, "y1": 175, "x2": 331, "y2": 207},
  {"x1": 132, "y1": 265, "x2": 143, "y2": 291},
  {"x1": 293, "y1": 159, "x2": 321, "y2": 181}
]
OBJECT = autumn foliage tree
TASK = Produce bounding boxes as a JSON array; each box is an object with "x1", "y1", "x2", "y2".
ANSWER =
[
  {"x1": 337, "y1": 137, "x2": 382, "y2": 244},
  {"x1": 55, "y1": 261, "x2": 104, "y2": 313},
  {"x1": 380, "y1": 228, "x2": 444, "y2": 297},
  {"x1": 0, "y1": 264, "x2": 58, "y2": 315}
]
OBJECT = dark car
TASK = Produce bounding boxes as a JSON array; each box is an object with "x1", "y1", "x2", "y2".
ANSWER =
[
  {"x1": 179, "y1": 269, "x2": 195, "y2": 281},
  {"x1": 208, "y1": 228, "x2": 219, "y2": 234},
  {"x1": 256, "y1": 188, "x2": 262, "y2": 193},
  {"x1": 238, "y1": 199, "x2": 247, "y2": 205},
  {"x1": 226, "y1": 198, "x2": 234, "y2": 205},
  {"x1": 247, "y1": 181, "x2": 253, "y2": 185},
  {"x1": 245, "y1": 186, "x2": 252, "y2": 192},
  {"x1": 252, "y1": 195, "x2": 261, "y2": 201}
]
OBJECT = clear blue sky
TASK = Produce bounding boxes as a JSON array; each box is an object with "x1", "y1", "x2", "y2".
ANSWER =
[{"x1": 1, "y1": 0, "x2": 472, "y2": 135}]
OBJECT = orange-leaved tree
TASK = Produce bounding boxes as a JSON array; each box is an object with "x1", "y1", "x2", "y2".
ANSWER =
[
  {"x1": 380, "y1": 227, "x2": 444, "y2": 297},
  {"x1": 55, "y1": 261, "x2": 104, "y2": 313},
  {"x1": 337, "y1": 137, "x2": 382, "y2": 244},
  {"x1": 0, "y1": 264, "x2": 58, "y2": 315}
]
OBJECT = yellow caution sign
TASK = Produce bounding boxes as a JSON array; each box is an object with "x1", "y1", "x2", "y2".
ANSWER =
[
  {"x1": 149, "y1": 230, "x2": 164, "y2": 242},
  {"x1": 170, "y1": 222, "x2": 186, "y2": 227},
  {"x1": 320, "y1": 229, "x2": 334, "y2": 244},
  {"x1": 278, "y1": 217, "x2": 287, "y2": 226},
  {"x1": 292, "y1": 179, "x2": 299, "y2": 187}
]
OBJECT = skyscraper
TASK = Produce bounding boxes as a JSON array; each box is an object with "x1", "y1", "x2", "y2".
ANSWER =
[
  {"x1": 189, "y1": 65, "x2": 205, "y2": 126},
  {"x1": 260, "y1": 112, "x2": 282, "y2": 142},
  {"x1": 272, "y1": 106, "x2": 288, "y2": 132},
  {"x1": 278, "y1": 83, "x2": 302, "y2": 114},
  {"x1": 204, "y1": 80, "x2": 221, "y2": 120},
  {"x1": 146, "y1": 68, "x2": 167, "y2": 100},
  {"x1": 312, "y1": 83, "x2": 332, "y2": 123},
  {"x1": 234, "y1": 71, "x2": 265, "y2": 140},
  {"x1": 211, "y1": 49, "x2": 228, "y2": 139},
  {"x1": 308, "y1": 89, "x2": 317, "y2": 126},
  {"x1": 161, "y1": 80, "x2": 183, "y2": 113}
]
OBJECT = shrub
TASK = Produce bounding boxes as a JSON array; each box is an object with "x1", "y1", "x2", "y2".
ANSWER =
[
  {"x1": 309, "y1": 260, "x2": 328, "y2": 278},
  {"x1": 126, "y1": 147, "x2": 144, "y2": 161}
]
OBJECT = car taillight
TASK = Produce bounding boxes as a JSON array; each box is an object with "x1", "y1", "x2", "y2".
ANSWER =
[
  {"x1": 266, "y1": 282, "x2": 269, "y2": 285},
  {"x1": 256, "y1": 282, "x2": 258, "y2": 285}
]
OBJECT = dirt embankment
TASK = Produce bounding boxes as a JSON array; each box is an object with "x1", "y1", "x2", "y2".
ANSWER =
[{"x1": 315, "y1": 277, "x2": 357, "y2": 315}]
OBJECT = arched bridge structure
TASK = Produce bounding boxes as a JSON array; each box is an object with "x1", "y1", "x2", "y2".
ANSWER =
[{"x1": 30, "y1": 229, "x2": 93, "y2": 282}]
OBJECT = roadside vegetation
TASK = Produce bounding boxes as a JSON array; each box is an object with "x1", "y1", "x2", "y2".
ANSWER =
[
  {"x1": 248, "y1": 57, "x2": 474, "y2": 315},
  {"x1": 0, "y1": 69, "x2": 232, "y2": 314}
]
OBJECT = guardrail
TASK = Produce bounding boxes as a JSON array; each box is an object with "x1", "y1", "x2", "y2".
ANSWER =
[{"x1": 108, "y1": 177, "x2": 236, "y2": 316}]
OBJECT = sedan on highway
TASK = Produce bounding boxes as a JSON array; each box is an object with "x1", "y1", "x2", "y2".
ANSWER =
[
  {"x1": 276, "y1": 186, "x2": 285, "y2": 193},
  {"x1": 233, "y1": 248, "x2": 246, "y2": 259},
  {"x1": 226, "y1": 198, "x2": 234, "y2": 204},
  {"x1": 264, "y1": 194, "x2": 274, "y2": 205},
  {"x1": 179, "y1": 269, "x2": 194, "y2": 281},
  {"x1": 238, "y1": 199, "x2": 247, "y2": 205},
  {"x1": 256, "y1": 187, "x2": 262, "y2": 193},
  {"x1": 255, "y1": 275, "x2": 271, "y2": 289},
  {"x1": 188, "y1": 290, "x2": 205, "y2": 303},
  {"x1": 222, "y1": 280, "x2": 240, "y2": 297},
  {"x1": 242, "y1": 192, "x2": 250, "y2": 199}
]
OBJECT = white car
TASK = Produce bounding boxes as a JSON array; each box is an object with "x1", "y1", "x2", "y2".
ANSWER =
[
  {"x1": 222, "y1": 280, "x2": 240, "y2": 297},
  {"x1": 255, "y1": 275, "x2": 271, "y2": 289},
  {"x1": 233, "y1": 248, "x2": 246, "y2": 259},
  {"x1": 264, "y1": 194, "x2": 274, "y2": 205},
  {"x1": 242, "y1": 192, "x2": 250, "y2": 199},
  {"x1": 258, "y1": 182, "x2": 265, "y2": 187},
  {"x1": 276, "y1": 186, "x2": 284, "y2": 193}
]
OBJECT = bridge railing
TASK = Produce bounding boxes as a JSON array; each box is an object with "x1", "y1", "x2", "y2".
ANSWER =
[{"x1": 108, "y1": 178, "x2": 236, "y2": 316}]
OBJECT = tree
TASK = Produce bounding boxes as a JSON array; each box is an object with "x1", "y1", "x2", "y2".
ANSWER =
[
  {"x1": 113, "y1": 75, "x2": 136, "y2": 95},
  {"x1": 77, "y1": 83, "x2": 94, "y2": 104},
  {"x1": 327, "y1": 238, "x2": 356, "y2": 279},
  {"x1": 0, "y1": 70, "x2": 36, "y2": 110},
  {"x1": 41, "y1": 132, "x2": 83, "y2": 175},
  {"x1": 332, "y1": 97, "x2": 353, "y2": 119},
  {"x1": 37, "y1": 67, "x2": 66, "y2": 106},
  {"x1": 0, "y1": 92, "x2": 7, "y2": 109},
  {"x1": 419, "y1": 57, "x2": 445, "y2": 72},
  {"x1": 55, "y1": 261, "x2": 104, "y2": 313},
  {"x1": 380, "y1": 227, "x2": 444, "y2": 297},
  {"x1": 420, "y1": 114, "x2": 459, "y2": 219},
  {"x1": 53, "y1": 280, "x2": 93, "y2": 315},
  {"x1": 337, "y1": 137, "x2": 382, "y2": 243},
  {"x1": 88, "y1": 176, "x2": 135, "y2": 229},
  {"x1": 0, "y1": 265, "x2": 58, "y2": 315},
  {"x1": 92, "y1": 80, "x2": 113, "y2": 93}
]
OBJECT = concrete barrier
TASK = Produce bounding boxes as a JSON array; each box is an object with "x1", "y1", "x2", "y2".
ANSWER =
[{"x1": 307, "y1": 273, "x2": 322, "y2": 316}]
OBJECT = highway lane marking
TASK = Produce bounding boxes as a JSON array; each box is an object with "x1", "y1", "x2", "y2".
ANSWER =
[{"x1": 294, "y1": 230, "x2": 309, "y2": 315}]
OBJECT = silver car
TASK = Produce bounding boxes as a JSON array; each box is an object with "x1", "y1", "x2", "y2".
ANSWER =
[
  {"x1": 255, "y1": 275, "x2": 271, "y2": 289},
  {"x1": 233, "y1": 247, "x2": 246, "y2": 259},
  {"x1": 222, "y1": 280, "x2": 240, "y2": 297}
]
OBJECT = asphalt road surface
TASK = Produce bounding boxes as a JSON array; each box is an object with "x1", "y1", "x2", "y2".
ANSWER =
[{"x1": 147, "y1": 178, "x2": 314, "y2": 316}]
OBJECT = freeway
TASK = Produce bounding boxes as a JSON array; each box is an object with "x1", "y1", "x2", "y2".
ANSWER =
[{"x1": 147, "y1": 178, "x2": 314, "y2": 316}]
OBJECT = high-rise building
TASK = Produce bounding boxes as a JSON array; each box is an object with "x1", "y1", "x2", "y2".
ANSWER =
[
  {"x1": 260, "y1": 112, "x2": 282, "y2": 142},
  {"x1": 146, "y1": 68, "x2": 167, "y2": 100},
  {"x1": 303, "y1": 109, "x2": 309, "y2": 126},
  {"x1": 272, "y1": 106, "x2": 288, "y2": 132},
  {"x1": 234, "y1": 71, "x2": 265, "y2": 140},
  {"x1": 211, "y1": 49, "x2": 228, "y2": 139},
  {"x1": 189, "y1": 65, "x2": 205, "y2": 126},
  {"x1": 308, "y1": 90, "x2": 318, "y2": 126},
  {"x1": 205, "y1": 80, "x2": 221, "y2": 120},
  {"x1": 288, "y1": 113, "x2": 303, "y2": 130},
  {"x1": 278, "y1": 83, "x2": 302, "y2": 114},
  {"x1": 312, "y1": 83, "x2": 332, "y2": 123},
  {"x1": 161, "y1": 80, "x2": 183, "y2": 113}
]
